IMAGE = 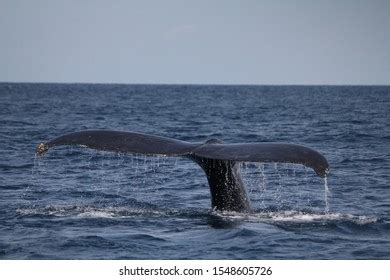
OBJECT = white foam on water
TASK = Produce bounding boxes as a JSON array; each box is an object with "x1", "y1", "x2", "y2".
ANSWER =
[
  {"x1": 16, "y1": 205, "x2": 168, "y2": 219},
  {"x1": 76, "y1": 210, "x2": 117, "y2": 218},
  {"x1": 214, "y1": 210, "x2": 378, "y2": 225},
  {"x1": 17, "y1": 204, "x2": 378, "y2": 226}
]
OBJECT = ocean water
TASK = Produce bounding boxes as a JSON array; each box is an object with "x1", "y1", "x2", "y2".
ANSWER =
[{"x1": 0, "y1": 83, "x2": 389, "y2": 259}]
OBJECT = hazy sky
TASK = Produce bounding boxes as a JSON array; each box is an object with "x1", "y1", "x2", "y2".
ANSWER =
[{"x1": 1, "y1": 0, "x2": 389, "y2": 84}]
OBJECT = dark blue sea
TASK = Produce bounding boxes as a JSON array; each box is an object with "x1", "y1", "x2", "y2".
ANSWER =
[{"x1": 0, "y1": 83, "x2": 389, "y2": 259}]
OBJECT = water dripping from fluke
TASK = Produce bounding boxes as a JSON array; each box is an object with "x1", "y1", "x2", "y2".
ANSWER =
[{"x1": 324, "y1": 176, "x2": 330, "y2": 214}]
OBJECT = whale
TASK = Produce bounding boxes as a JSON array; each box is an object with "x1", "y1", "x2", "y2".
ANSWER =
[{"x1": 36, "y1": 130, "x2": 329, "y2": 212}]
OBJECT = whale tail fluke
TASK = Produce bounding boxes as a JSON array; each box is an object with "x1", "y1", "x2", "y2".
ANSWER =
[
  {"x1": 37, "y1": 129, "x2": 329, "y2": 177},
  {"x1": 36, "y1": 129, "x2": 329, "y2": 212}
]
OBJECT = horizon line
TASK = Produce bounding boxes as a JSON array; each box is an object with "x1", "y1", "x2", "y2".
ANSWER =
[{"x1": 1, "y1": 81, "x2": 389, "y2": 87}]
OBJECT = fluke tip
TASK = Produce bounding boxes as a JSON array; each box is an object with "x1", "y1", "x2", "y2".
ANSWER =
[{"x1": 36, "y1": 143, "x2": 48, "y2": 156}]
